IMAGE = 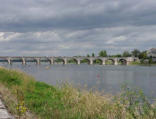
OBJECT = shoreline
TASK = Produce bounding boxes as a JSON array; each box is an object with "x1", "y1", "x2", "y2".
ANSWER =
[
  {"x1": 129, "y1": 61, "x2": 156, "y2": 66},
  {"x1": 0, "y1": 67, "x2": 156, "y2": 118}
]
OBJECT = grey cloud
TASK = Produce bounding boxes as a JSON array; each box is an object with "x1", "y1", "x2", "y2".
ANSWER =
[
  {"x1": 0, "y1": 0, "x2": 156, "y2": 32},
  {"x1": 0, "y1": 0, "x2": 156, "y2": 56},
  {"x1": 1, "y1": 25, "x2": 156, "y2": 56}
]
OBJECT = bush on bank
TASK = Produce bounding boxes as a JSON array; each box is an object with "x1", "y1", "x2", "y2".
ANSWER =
[{"x1": 0, "y1": 67, "x2": 156, "y2": 119}]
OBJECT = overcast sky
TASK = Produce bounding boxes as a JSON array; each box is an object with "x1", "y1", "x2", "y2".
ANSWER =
[{"x1": 0, "y1": 0, "x2": 156, "y2": 56}]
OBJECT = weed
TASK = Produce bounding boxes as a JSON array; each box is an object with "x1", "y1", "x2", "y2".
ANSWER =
[{"x1": 0, "y1": 67, "x2": 155, "y2": 119}]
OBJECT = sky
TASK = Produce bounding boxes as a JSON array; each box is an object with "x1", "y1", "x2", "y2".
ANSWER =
[{"x1": 0, "y1": 0, "x2": 156, "y2": 56}]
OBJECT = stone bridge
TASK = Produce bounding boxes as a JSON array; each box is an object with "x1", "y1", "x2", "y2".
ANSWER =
[{"x1": 0, "y1": 56, "x2": 139, "y2": 65}]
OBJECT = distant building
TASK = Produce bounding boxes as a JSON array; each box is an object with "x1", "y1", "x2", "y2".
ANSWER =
[
  {"x1": 147, "y1": 48, "x2": 156, "y2": 62},
  {"x1": 147, "y1": 48, "x2": 156, "y2": 57}
]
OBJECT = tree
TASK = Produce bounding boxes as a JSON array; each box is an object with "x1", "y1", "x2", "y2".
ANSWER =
[
  {"x1": 123, "y1": 51, "x2": 131, "y2": 57},
  {"x1": 86, "y1": 54, "x2": 90, "y2": 57},
  {"x1": 98, "y1": 50, "x2": 107, "y2": 57},
  {"x1": 131, "y1": 49, "x2": 140, "y2": 57},
  {"x1": 115, "y1": 54, "x2": 122, "y2": 57},
  {"x1": 92, "y1": 53, "x2": 95, "y2": 57},
  {"x1": 138, "y1": 51, "x2": 147, "y2": 59}
]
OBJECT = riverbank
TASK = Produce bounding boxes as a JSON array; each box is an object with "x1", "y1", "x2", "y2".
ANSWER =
[
  {"x1": 0, "y1": 95, "x2": 14, "y2": 119},
  {"x1": 0, "y1": 67, "x2": 156, "y2": 119},
  {"x1": 129, "y1": 61, "x2": 156, "y2": 66}
]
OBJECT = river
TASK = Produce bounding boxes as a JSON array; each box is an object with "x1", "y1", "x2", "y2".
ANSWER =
[{"x1": 1, "y1": 63, "x2": 156, "y2": 98}]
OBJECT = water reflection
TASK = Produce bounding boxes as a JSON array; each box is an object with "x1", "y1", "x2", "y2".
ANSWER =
[{"x1": 1, "y1": 63, "x2": 156, "y2": 98}]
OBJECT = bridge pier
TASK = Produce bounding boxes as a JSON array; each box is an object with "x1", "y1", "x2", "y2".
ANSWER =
[
  {"x1": 49, "y1": 58, "x2": 54, "y2": 64},
  {"x1": 102, "y1": 59, "x2": 106, "y2": 65},
  {"x1": 35, "y1": 58, "x2": 40, "y2": 65},
  {"x1": 63, "y1": 58, "x2": 67, "y2": 64},
  {"x1": 126, "y1": 61, "x2": 130, "y2": 65},
  {"x1": 90, "y1": 59, "x2": 93, "y2": 65},
  {"x1": 114, "y1": 59, "x2": 118, "y2": 65},
  {"x1": 22, "y1": 58, "x2": 26, "y2": 65},
  {"x1": 7, "y1": 58, "x2": 11, "y2": 65},
  {"x1": 77, "y1": 59, "x2": 80, "y2": 65}
]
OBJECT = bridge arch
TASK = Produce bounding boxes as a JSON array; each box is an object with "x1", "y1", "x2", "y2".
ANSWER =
[
  {"x1": 37, "y1": 57, "x2": 49, "y2": 64},
  {"x1": 24, "y1": 58, "x2": 36, "y2": 64},
  {"x1": 118, "y1": 58, "x2": 127, "y2": 65},
  {"x1": 10, "y1": 58, "x2": 24, "y2": 64},
  {"x1": 54, "y1": 58, "x2": 66, "y2": 64},
  {"x1": 34, "y1": 58, "x2": 40, "y2": 64},
  {"x1": 47, "y1": 58, "x2": 54, "y2": 64},
  {"x1": 80, "y1": 58, "x2": 91, "y2": 64},
  {"x1": 105, "y1": 58, "x2": 115, "y2": 65},
  {"x1": 93, "y1": 58, "x2": 103, "y2": 65},
  {"x1": 0, "y1": 57, "x2": 10, "y2": 64},
  {"x1": 67, "y1": 58, "x2": 78, "y2": 64}
]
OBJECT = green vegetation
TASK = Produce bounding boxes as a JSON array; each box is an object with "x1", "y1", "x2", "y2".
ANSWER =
[
  {"x1": 85, "y1": 49, "x2": 156, "y2": 65},
  {"x1": 93, "y1": 59, "x2": 102, "y2": 64},
  {"x1": 92, "y1": 53, "x2": 95, "y2": 57},
  {"x1": 67, "y1": 59, "x2": 77, "y2": 64},
  {"x1": 105, "y1": 60, "x2": 114, "y2": 65},
  {"x1": 54, "y1": 58, "x2": 65, "y2": 64},
  {"x1": 122, "y1": 51, "x2": 131, "y2": 57},
  {"x1": 98, "y1": 50, "x2": 107, "y2": 57},
  {"x1": 0, "y1": 67, "x2": 156, "y2": 119},
  {"x1": 130, "y1": 61, "x2": 156, "y2": 66},
  {"x1": 131, "y1": 49, "x2": 141, "y2": 57},
  {"x1": 81, "y1": 59, "x2": 90, "y2": 64}
]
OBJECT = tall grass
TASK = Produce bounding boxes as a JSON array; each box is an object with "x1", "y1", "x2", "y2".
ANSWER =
[{"x1": 0, "y1": 67, "x2": 156, "y2": 119}]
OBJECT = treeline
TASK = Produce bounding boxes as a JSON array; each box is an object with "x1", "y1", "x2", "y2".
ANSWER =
[
  {"x1": 86, "y1": 49, "x2": 154, "y2": 64},
  {"x1": 87, "y1": 49, "x2": 147, "y2": 58}
]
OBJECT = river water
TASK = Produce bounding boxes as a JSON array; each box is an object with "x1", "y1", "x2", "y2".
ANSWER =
[{"x1": 1, "y1": 63, "x2": 156, "y2": 98}]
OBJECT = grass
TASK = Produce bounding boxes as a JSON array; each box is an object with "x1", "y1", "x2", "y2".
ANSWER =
[
  {"x1": 0, "y1": 67, "x2": 156, "y2": 119},
  {"x1": 130, "y1": 61, "x2": 156, "y2": 66}
]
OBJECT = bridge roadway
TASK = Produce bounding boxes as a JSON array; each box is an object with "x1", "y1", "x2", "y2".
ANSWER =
[{"x1": 0, "y1": 56, "x2": 139, "y2": 65}]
